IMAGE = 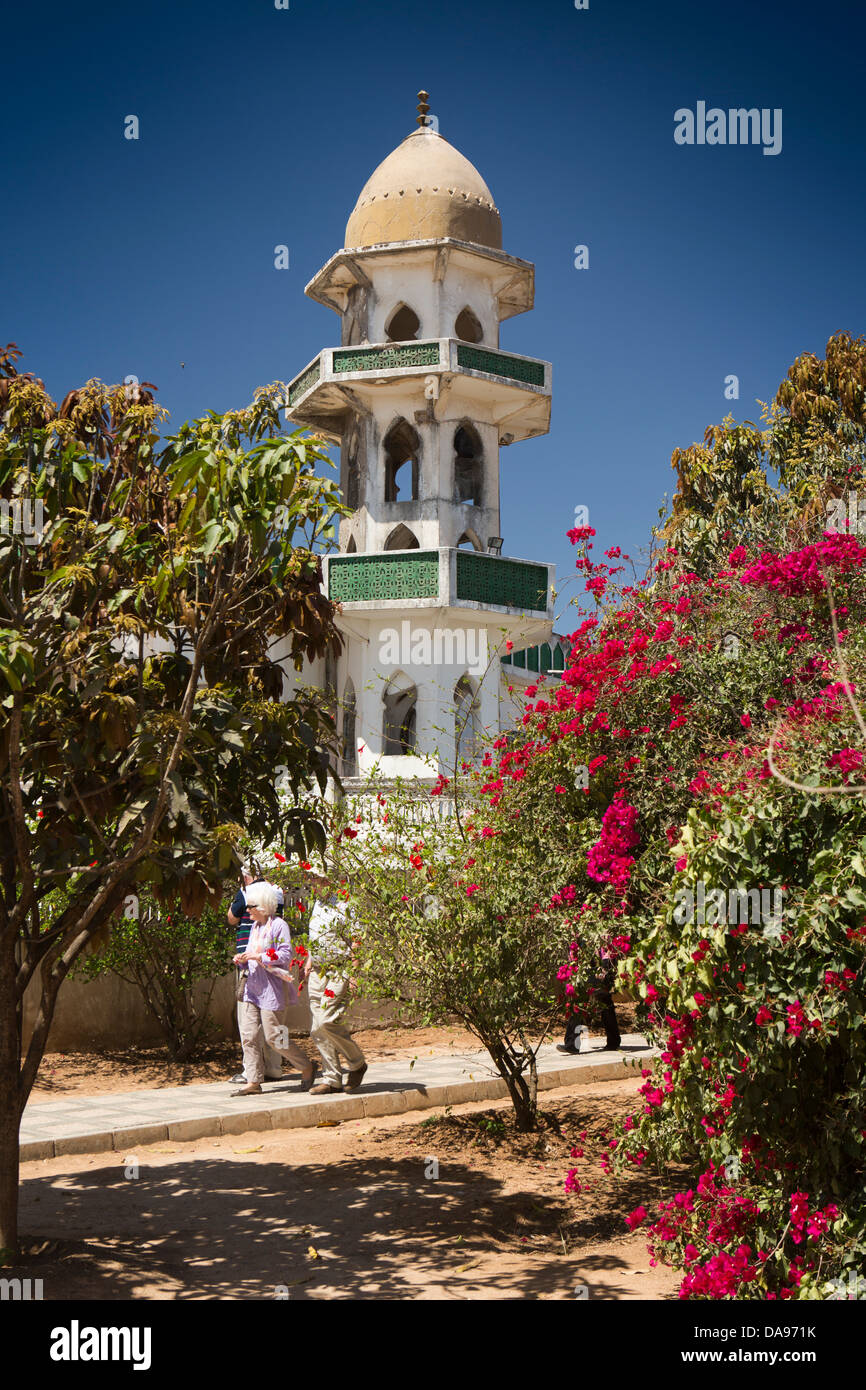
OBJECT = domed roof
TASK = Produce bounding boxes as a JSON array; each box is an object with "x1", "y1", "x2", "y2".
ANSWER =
[{"x1": 345, "y1": 125, "x2": 502, "y2": 251}]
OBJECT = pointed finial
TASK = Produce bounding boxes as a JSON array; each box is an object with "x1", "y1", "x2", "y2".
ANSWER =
[{"x1": 416, "y1": 90, "x2": 431, "y2": 128}]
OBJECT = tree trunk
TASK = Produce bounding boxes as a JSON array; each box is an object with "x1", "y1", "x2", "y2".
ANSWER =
[
  {"x1": 486, "y1": 1038, "x2": 537, "y2": 1132},
  {"x1": 0, "y1": 938, "x2": 21, "y2": 1258}
]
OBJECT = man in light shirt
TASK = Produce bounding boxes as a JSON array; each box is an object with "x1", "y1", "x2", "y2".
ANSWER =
[{"x1": 302, "y1": 876, "x2": 367, "y2": 1095}]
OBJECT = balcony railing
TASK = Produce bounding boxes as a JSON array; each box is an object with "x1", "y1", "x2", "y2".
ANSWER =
[
  {"x1": 287, "y1": 339, "x2": 550, "y2": 411},
  {"x1": 325, "y1": 547, "x2": 552, "y2": 616}
]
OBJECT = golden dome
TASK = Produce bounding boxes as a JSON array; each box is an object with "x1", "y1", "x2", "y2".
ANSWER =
[{"x1": 345, "y1": 126, "x2": 502, "y2": 251}]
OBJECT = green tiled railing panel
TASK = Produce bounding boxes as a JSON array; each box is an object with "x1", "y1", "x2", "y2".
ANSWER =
[
  {"x1": 456, "y1": 552, "x2": 548, "y2": 613},
  {"x1": 329, "y1": 552, "x2": 439, "y2": 602},
  {"x1": 503, "y1": 639, "x2": 569, "y2": 673},
  {"x1": 333, "y1": 343, "x2": 442, "y2": 374},
  {"x1": 456, "y1": 345, "x2": 545, "y2": 387},
  {"x1": 287, "y1": 357, "x2": 321, "y2": 406}
]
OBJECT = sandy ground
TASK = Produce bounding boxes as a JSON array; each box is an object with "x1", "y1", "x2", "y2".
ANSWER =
[{"x1": 12, "y1": 1076, "x2": 679, "y2": 1301}]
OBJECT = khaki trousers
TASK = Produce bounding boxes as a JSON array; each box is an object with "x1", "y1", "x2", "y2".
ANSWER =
[
  {"x1": 236, "y1": 998, "x2": 284, "y2": 1079},
  {"x1": 308, "y1": 971, "x2": 365, "y2": 1087},
  {"x1": 238, "y1": 1000, "x2": 311, "y2": 1085}
]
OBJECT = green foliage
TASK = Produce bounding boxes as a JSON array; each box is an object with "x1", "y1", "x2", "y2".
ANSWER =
[
  {"x1": 73, "y1": 890, "x2": 232, "y2": 1060},
  {"x1": 322, "y1": 782, "x2": 576, "y2": 1130},
  {"x1": 0, "y1": 346, "x2": 348, "y2": 1252},
  {"x1": 657, "y1": 331, "x2": 866, "y2": 576}
]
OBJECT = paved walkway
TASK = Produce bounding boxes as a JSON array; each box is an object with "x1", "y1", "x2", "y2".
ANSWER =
[{"x1": 20, "y1": 1035, "x2": 654, "y2": 1161}]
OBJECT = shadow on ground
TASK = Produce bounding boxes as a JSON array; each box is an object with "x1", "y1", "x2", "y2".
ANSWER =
[{"x1": 11, "y1": 1148, "x2": 662, "y2": 1301}]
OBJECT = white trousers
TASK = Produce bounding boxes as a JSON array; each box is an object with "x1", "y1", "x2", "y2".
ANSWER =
[{"x1": 308, "y1": 971, "x2": 365, "y2": 1087}]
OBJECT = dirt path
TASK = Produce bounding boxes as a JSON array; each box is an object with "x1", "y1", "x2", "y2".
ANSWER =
[{"x1": 14, "y1": 1076, "x2": 679, "y2": 1301}]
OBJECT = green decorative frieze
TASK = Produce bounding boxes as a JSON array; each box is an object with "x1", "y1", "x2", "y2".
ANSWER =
[
  {"x1": 333, "y1": 343, "x2": 442, "y2": 374},
  {"x1": 329, "y1": 552, "x2": 440, "y2": 602},
  {"x1": 456, "y1": 551, "x2": 548, "y2": 613},
  {"x1": 287, "y1": 357, "x2": 321, "y2": 406},
  {"x1": 456, "y1": 344, "x2": 545, "y2": 388}
]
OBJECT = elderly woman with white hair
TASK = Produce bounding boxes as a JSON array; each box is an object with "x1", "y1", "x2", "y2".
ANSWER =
[{"x1": 231, "y1": 881, "x2": 317, "y2": 1097}]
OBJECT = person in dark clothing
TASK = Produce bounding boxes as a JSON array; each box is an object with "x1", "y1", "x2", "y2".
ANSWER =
[{"x1": 557, "y1": 955, "x2": 621, "y2": 1054}]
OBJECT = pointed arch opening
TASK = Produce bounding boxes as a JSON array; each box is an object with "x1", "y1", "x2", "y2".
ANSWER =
[
  {"x1": 454, "y1": 674, "x2": 482, "y2": 764},
  {"x1": 384, "y1": 419, "x2": 420, "y2": 503},
  {"x1": 456, "y1": 528, "x2": 483, "y2": 551},
  {"x1": 343, "y1": 421, "x2": 362, "y2": 511},
  {"x1": 346, "y1": 453, "x2": 360, "y2": 511},
  {"x1": 454, "y1": 423, "x2": 483, "y2": 507},
  {"x1": 383, "y1": 672, "x2": 417, "y2": 755},
  {"x1": 455, "y1": 306, "x2": 483, "y2": 343},
  {"x1": 346, "y1": 535, "x2": 357, "y2": 553},
  {"x1": 386, "y1": 303, "x2": 420, "y2": 342},
  {"x1": 341, "y1": 680, "x2": 358, "y2": 777},
  {"x1": 384, "y1": 523, "x2": 419, "y2": 551}
]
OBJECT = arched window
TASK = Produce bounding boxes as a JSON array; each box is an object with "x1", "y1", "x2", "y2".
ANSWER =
[
  {"x1": 553, "y1": 642, "x2": 565, "y2": 671},
  {"x1": 346, "y1": 535, "x2": 357, "y2": 553},
  {"x1": 341, "y1": 681, "x2": 358, "y2": 777},
  {"x1": 456, "y1": 530, "x2": 482, "y2": 550},
  {"x1": 540, "y1": 643, "x2": 553, "y2": 674},
  {"x1": 454, "y1": 675, "x2": 481, "y2": 764},
  {"x1": 384, "y1": 419, "x2": 420, "y2": 503},
  {"x1": 454, "y1": 424, "x2": 482, "y2": 507},
  {"x1": 455, "y1": 306, "x2": 483, "y2": 343},
  {"x1": 386, "y1": 304, "x2": 420, "y2": 342},
  {"x1": 383, "y1": 673, "x2": 417, "y2": 755},
  {"x1": 384, "y1": 524, "x2": 419, "y2": 551}
]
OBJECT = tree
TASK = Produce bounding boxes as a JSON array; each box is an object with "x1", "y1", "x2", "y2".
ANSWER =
[
  {"x1": 475, "y1": 333, "x2": 866, "y2": 1295},
  {"x1": 0, "y1": 345, "x2": 344, "y2": 1255},
  {"x1": 657, "y1": 332, "x2": 866, "y2": 576},
  {"x1": 319, "y1": 778, "x2": 575, "y2": 1132},
  {"x1": 72, "y1": 889, "x2": 233, "y2": 1061}
]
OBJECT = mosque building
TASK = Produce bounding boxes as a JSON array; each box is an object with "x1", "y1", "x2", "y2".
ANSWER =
[{"x1": 284, "y1": 93, "x2": 560, "y2": 794}]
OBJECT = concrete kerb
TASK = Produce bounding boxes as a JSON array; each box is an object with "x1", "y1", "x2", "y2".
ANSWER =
[{"x1": 20, "y1": 1041, "x2": 656, "y2": 1162}]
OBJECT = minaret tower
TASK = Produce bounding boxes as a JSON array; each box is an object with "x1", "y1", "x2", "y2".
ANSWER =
[{"x1": 286, "y1": 94, "x2": 555, "y2": 787}]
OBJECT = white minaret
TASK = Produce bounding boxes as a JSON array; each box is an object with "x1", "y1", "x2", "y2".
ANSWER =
[{"x1": 287, "y1": 93, "x2": 554, "y2": 789}]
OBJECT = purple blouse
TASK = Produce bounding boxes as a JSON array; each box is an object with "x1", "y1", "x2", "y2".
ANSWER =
[{"x1": 240, "y1": 916, "x2": 298, "y2": 1011}]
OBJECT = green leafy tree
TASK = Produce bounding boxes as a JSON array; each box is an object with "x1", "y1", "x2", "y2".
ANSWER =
[
  {"x1": 657, "y1": 332, "x2": 866, "y2": 576},
  {"x1": 0, "y1": 345, "x2": 344, "y2": 1255},
  {"x1": 321, "y1": 779, "x2": 575, "y2": 1132},
  {"x1": 72, "y1": 890, "x2": 233, "y2": 1061}
]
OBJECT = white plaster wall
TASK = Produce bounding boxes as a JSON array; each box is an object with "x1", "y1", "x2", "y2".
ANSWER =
[
  {"x1": 364, "y1": 258, "x2": 500, "y2": 346},
  {"x1": 359, "y1": 396, "x2": 501, "y2": 553}
]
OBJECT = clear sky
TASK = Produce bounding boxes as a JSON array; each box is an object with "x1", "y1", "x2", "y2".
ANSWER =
[{"x1": 3, "y1": 0, "x2": 864, "y2": 624}]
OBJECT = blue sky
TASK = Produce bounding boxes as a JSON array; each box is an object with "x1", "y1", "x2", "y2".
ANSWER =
[{"x1": 3, "y1": 0, "x2": 864, "y2": 626}]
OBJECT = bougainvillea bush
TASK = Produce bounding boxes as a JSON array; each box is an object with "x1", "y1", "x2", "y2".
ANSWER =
[{"x1": 453, "y1": 337, "x2": 866, "y2": 1297}]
